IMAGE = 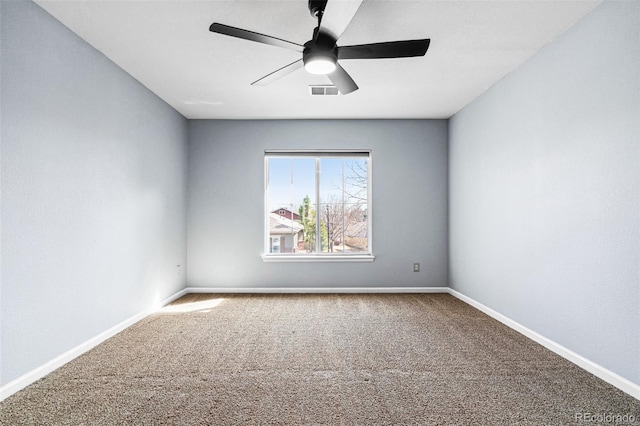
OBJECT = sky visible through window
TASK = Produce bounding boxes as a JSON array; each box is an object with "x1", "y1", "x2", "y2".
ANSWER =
[{"x1": 268, "y1": 158, "x2": 366, "y2": 208}]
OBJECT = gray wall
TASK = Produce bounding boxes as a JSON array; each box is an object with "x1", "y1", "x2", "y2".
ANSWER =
[
  {"x1": 449, "y1": 0, "x2": 639, "y2": 386},
  {"x1": 1, "y1": 1, "x2": 188, "y2": 386},
  {"x1": 188, "y1": 120, "x2": 448, "y2": 289}
]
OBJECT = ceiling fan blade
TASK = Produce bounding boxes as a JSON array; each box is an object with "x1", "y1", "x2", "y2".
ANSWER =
[
  {"x1": 328, "y1": 63, "x2": 358, "y2": 94},
  {"x1": 338, "y1": 39, "x2": 430, "y2": 60},
  {"x1": 318, "y1": 0, "x2": 364, "y2": 42},
  {"x1": 251, "y1": 59, "x2": 304, "y2": 86},
  {"x1": 210, "y1": 23, "x2": 304, "y2": 53}
]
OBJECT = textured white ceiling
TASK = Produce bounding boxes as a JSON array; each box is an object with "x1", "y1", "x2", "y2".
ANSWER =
[{"x1": 35, "y1": 0, "x2": 602, "y2": 119}]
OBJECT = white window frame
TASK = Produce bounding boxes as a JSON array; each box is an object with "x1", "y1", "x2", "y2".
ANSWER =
[{"x1": 263, "y1": 149, "x2": 374, "y2": 262}]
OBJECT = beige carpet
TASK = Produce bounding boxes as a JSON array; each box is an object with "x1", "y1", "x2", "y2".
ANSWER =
[{"x1": 1, "y1": 293, "x2": 638, "y2": 425}]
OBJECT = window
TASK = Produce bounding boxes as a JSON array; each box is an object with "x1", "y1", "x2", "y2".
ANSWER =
[{"x1": 264, "y1": 150, "x2": 373, "y2": 261}]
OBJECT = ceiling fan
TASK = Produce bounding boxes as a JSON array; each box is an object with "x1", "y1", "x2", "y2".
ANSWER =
[{"x1": 209, "y1": 0, "x2": 430, "y2": 95}]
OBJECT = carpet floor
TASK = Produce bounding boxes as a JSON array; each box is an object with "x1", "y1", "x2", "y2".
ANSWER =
[{"x1": 1, "y1": 293, "x2": 638, "y2": 425}]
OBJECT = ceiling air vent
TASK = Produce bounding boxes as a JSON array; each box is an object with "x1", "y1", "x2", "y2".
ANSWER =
[{"x1": 309, "y1": 85, "x2": 340, "y2": 96}]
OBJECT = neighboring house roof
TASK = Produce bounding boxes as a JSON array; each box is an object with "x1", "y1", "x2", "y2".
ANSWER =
[
  {"x1": 272, "y1": 207, "x2": 301, "y2": 221},
  {"x1": 269, "y1": 213, "x2": 303, "y2": 235}
]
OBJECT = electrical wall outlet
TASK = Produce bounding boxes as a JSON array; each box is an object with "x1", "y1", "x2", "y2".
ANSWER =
[
  {"x1": 177, "y1": 264, "x2": 181, "y2": 276},
  {"x1": 413, "y1": 263, "x2": 420, "y2": 272}
]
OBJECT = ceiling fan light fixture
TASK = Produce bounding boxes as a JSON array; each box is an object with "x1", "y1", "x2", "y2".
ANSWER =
[
  {"x1": 304, "y1": 56, "x2": 337, "y2": 75},
  {"x1": 303, "y1": 39, "x2": 338, "y2": 75}
]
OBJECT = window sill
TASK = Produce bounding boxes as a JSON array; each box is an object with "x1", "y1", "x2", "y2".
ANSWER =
[{"x1": 262, "y1": 254, "x2": 375, "y2": 263}]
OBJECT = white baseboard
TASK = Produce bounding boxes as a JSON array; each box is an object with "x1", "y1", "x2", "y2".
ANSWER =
[
  {"x1": 447, "y1": 289, "x2": 640, "y2": 401},
  {"x1": 186, "y1": 286, "x2": 449, "y2": 294},
  {"x1": 0, "y1": 288, "x2": 188, "y2": 402},
  {"x1": 156, "y1": 288, "x2": 189, "y2": 308}
]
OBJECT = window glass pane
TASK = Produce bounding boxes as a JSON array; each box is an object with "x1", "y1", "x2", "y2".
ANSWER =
[
  {"x1": 267, "y1": 158, "x2": 317, "y2": 254},
  {"x1": 318, "y1": 158, "x2": 369, "y2": 253},
  {"x1": 266, "y1": 153, "x2": 369, "y2": 256}
]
